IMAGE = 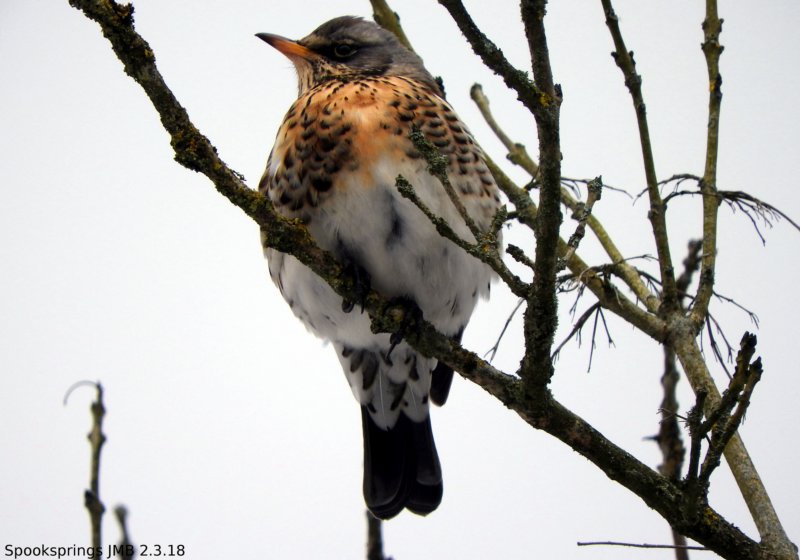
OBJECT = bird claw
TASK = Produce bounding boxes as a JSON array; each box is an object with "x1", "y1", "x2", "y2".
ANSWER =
[
  {"x1": 386, "y1": 297, "x2": 423, "y2": 361},
  {"x1": 341, "y1": 260, "x2": 371, "y2": 313}
]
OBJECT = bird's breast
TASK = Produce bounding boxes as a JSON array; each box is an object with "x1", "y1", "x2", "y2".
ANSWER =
[{"x1": 260, "y1": 76, "x2": 498, "y2": 225}]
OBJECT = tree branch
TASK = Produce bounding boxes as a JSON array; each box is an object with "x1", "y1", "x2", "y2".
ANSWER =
[
  {"x1": 113, "y1": 506, "x2": 135, "y2": 559},
  {"x1": 698, "y1": 337, "x2": 761, "y2": 486},
  {"x1": 369, "y1": 0, "x2": 414, "y2": 53},
  {"x1": 395, "y1": 174, "x2": 525, "y2": 297},
  {"x1": 577, "y1": 541, "x2": 707, "y2": 552},
  {"x1": 471, "y1": 83, "x2": 659, "y2": 312},
  {"x1": 653, "y1": 240, "x2": 699, "y2": 558},
  {"x1": 600, "y1": 0, "x2": 678, "y2": 312},
  {"x1": 65, "y1": 380, "x2": 107, "y2": 551},
  {"x1": 438, "y1": 0, "x2": 549, "y2": 118},
  {"x1": 366, "y1": 511, "x2": 393, "y2": 560},
  {"x1": 559, "y1": 176, "x2": 602, "y2": 269},
  {"x1": 470, "y1": 83, "x2": 539, "y2": 176},
  {"x1": 689, "y1": 0, "x2": 725, "y2": 327},
  {"x1": 514, "y1": 0, "x2": 563, "y2": 393},
  {"x1": 671, "y1": 330, "x2": 796, "y2": 558},
  {"x1": 657, "y1": 348, "x2": 691, "y2": 560}
]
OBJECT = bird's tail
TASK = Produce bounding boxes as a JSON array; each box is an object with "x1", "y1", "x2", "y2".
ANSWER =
[{"x1": 361, "y1": 407, "x2": 443, "y2": 520}]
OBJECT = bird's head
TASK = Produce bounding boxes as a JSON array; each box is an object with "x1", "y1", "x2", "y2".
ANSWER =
[{"x1": 257, "y1": 16, "x2": 439, "y2": 95}]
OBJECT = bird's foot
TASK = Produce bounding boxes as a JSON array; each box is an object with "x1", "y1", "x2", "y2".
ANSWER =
[
  {"x1": 341, "y1": 260, "x2": 371, "y2": 313},
  {"x1": 386, "y1": 297, "x2": 424, "y2": 362}
]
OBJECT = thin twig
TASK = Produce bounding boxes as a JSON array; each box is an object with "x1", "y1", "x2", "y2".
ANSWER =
[
  {"x1": 366, "y1": 511, "x2": 393, "y2": 560},
  {"x1": 65, "y1": 380, "x2": 107, "y2": 550},
  {"x1": 559, "y1": 176, "x2": 603, "y2": 270},
  {"x1": 601, "y1": 0, "x2": 677, "y2": 311},
  {"x1": 712, "y1": 291, "x2": 759, "y2": 327},
  {"x1": 114, "y1": 506, "x2": 135, "y2": 559},
  {"x1": 718, "y1": 191, "x2": 800, "y2": 233},
  {"x1": 663, "y1": 189, "x2": 800, "y2": 244},
  {"x1": 577, "y1": 541, "x2": 708, "y2": 551},
  {"x1": 671, "y1": 330, "x2": 793, "y2": 558},
  {"x1": 698, "y1": 333, "x2": 762, "y2": 484},
  {"x1": 369, "y1": 0, "x2": 415, "y2": 53},
  {"x1": 690, "y1": 0, "x2": 725, "y2": 327},
  {"x1": 481, "y1": 151, "x2": 539, "y2": 232},
  {"x1": 471, "y1": 66, "x2": 656, "y2": 310},
  {"x1": 685, "y1": 390, "x2": 707, "y2": 485},
  {"x1": 683, "y1": 332, "x2": 765, "y2": 528},
  {"x1": 485, "y1": 298, "x2": 525, "y2": 362},
  {"x1": 657, "y1": 348, "x2": 691, "y2": 560},
  {"x1": 408, "y1": 126, "x2": 483, "y2": 240},
  {"x1": 704, "y1": 314, "x2": 733, "y2": 377},
  {"x1": 655, "y1": 240, "x2": 699, "y2": 560},
  {"x1": 470, "y1": 83, "x2": 539, "y2": 177},
  {"x1": 552, "y1": 302, "x2": 601, "y2": 361},
  {"x1": 588, "y1": 306, "x2": 614, "y2": 371},
  {"x1": 438, "y1": 0, "x2": 548, "y2": 118},
  {"x1": 394, "y1": 174, "x2": 527, "y2": 298},
  {"x1": 482, "y1": 152, "x2": 660, "y2": 335}
]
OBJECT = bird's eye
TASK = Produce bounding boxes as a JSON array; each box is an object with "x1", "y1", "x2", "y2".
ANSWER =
[{"x1": 333, "y1": 43, "x2": 357, "y2": 58}]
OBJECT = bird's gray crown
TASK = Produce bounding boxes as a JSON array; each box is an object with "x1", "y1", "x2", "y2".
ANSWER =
[{"x1": 298, "y1": 16, "x2": 440, "y2": 93}]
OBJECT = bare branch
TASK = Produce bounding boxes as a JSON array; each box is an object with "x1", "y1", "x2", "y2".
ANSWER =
[
  {"x1": 438, "y1": 0, "x2": 549, "y2": 118},
  {"x1": 559, "y1": 176, "x2": 603, "y2": 269},
  {"x1": 481, "y1": 147, "x2": 661, "y2": 334},
  {"x1": 577, "y1": 541, "x2": 707, "y2": 552},
  {"x1": 369, "y1": 0, "x2": 415, "y2": 53},
  {"x1": 676, "y1": 239, "x2": 703, "y2": 296},
  {"x1": 684, "y1": 334, "x2": 764, "y2": 526},
  {"x1": 485, "y1": 298, "x2": 525, "y2": 362},
  {"x1": 470, "y1": 83, "x2": 539, "y2": 176},
  {"x1": 65, "y1": 380, "x2": 106, "y2": 550},
  {"x1": 366, "y1": 511, "x2": 393, "y2": 560},
  {"x1": 506, "y1": 244, "x2": 536, "y2": 271},
  {"x1": 656, "y1": 348, "x2": 691, "y2": 560},
  {"x1": 685, "y1": 389, "x2": 708, "y2": 494},
  {"x1": 408, "y1": 126, "x2": 484, "y2": 239},
  {"x1": 719, "y1": 190, "x2": 800, "y2": 235},
  {"x1": 470, "y1": 80, "x2": 658, "y2": 311},
  {"x1": 663, "y1": 188, "x2": 800, "y2": 244},
  {"x1": 395, "y1": 173, "x2": 525, "y2": 297},
  {"x1": 481, "y1": 151, "x2": 539, "y2": 232},
  {"x1": 600, "y1": 0, "x2": 678, "y2": 311},
  {"x1": 690, "y1": 0, "x2": 725, "y2": 327},
  {"x1": 514, "y1": 0, "x2": 564, "y2": 393},
  {"x1": 671, "y1": 332, "x2": 794, "y2": 557},
  {"x1": 551, "y1": 302, "x2": 601, "y2": 361},
  {"x1": 699, "y1": 333, "x2": 763, "y2": 484},
  {"x1": 713, "y1": 291, "x2": 759, "y2": 328},
  {"x1": 704, "y1": 313, "x2": 734, "y2": 377},
  {"x1": 113, "y1": 506, "x2": 135, "y2": 559}
]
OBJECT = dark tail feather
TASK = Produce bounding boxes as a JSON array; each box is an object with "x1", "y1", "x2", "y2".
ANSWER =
[
  {"x1": 430, "y1": 329, "x2": 463, "y2": 406},
  {"x1": 361, "y1": 408, "x2": 443, "y2": 520},
  {"x1": 429, "y1": 363, "x2": 454, "y2": 406}
]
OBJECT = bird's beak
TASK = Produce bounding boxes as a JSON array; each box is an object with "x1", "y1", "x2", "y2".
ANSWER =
[{"x1": 256, "y1": 33, "x2": 316, "y2": 61}]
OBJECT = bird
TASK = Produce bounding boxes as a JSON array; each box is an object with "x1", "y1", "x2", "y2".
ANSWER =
[{"x1": 257, "y1": 16, "x2": 501, "y2": 519}]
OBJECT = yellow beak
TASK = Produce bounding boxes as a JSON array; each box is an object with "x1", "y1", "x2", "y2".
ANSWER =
[{"x1": 256, "y1": 33, "x2": 317, "y2": 61}]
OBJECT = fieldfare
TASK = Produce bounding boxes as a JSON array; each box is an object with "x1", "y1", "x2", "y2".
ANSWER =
[{"x1": 257, "y1": 16, "x2": 501, "y2": 519}]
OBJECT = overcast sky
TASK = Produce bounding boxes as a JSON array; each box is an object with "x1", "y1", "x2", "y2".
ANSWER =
[{"x1": 2, "y1": 1, "x2": 798, "y2": 558}]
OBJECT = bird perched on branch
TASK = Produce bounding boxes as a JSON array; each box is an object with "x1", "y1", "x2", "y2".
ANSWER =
[{"x1": 257, "y1": 16, "x2": 501, "y2": 519}]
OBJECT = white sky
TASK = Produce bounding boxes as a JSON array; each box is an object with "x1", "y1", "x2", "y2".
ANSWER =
[{"x1": 1, "y1": 1, "x2": 798, "y2": 558}]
